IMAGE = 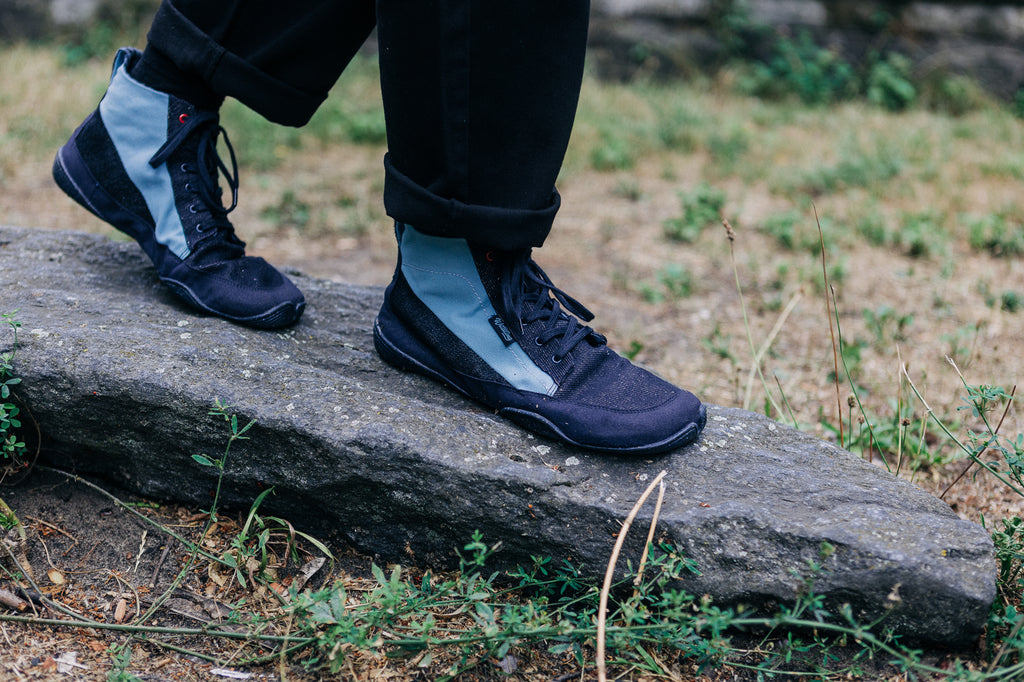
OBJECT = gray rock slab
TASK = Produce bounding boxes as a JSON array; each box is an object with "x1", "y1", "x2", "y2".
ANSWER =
[{"x1": 0, "y1": 226, "x2": 995, "y2": 645}]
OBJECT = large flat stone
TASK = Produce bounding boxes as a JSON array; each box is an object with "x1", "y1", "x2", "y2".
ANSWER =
[{"x1": 0, "y1": 226, "x2": 995, "y2": 645}]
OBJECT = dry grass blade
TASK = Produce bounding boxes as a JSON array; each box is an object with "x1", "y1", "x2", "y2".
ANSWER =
[
  {"x1": 632, "y1": 479, "x2": 666, "y2": 590},
  {"x1": 596, "y1": 470, "x2": 667, "y2": 682},
  {"x1": 815, "y1": 205, "x2": 843, "y2": 448},
  {"x1": 722, "y1": 218, "x2": 783, "y2": 417}
]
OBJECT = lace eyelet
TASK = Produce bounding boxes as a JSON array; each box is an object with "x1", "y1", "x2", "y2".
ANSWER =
[
  {"x1": 551, "y1": 355, "x2": 563, "y2": 364},
  {"x1": 188, "y1": 204, "x2": 198, "y2": 214},
  {"x1": 180, "y1": 163, "x2": 190, "y2": 173},
  {"x1": 195, "y1": 224, "x2": 205, "y2": 233},
  {"x1": 534, "y1": 337, "x2": 544, "y2": 347},
  {"x1": 184, "y1": 183, "x2": 193, "y2": 192}
]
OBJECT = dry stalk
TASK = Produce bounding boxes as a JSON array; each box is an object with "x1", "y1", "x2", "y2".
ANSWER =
[
  {"x1": 596, "y1": 470, "x2": 668, "y2": 682},
  {"x1": 722, "y1": 218, "x2": 783, "y2": 417},
  {"x1": 815, "y1": 205, "x2": 844, "y2": 448},
  {"x1": 632, "y1": 479, "x2": 666, "y2": 590},
  {"x1": 743, "y1": 289, "x2": 802, "y2": 419}
]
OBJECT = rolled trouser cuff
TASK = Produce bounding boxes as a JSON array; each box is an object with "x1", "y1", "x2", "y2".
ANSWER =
[
  {"x1": 382, "y1": 154, "x2": 558, "y2": 250},
  {"x1": 146, "y1": 1, "x2": 325, "y2": 127}
]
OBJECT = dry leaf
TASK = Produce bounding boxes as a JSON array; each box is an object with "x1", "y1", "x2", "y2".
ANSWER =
[
  {"x1": 47, "y1": 569, "x2": 66, "y2": 585},
  {"x1": 114, "y1": 598, "x2": 127, "y2": 623},
  {"x1": 55, "y1": 652, "x2": 85, "y2": 674}
]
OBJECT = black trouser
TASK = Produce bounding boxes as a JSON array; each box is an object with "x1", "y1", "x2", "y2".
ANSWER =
[{"x1": 144, "y1": 0, "x2": 590, "y2": 250}]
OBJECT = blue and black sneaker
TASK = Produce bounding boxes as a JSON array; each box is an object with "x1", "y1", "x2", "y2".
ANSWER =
[
  {"x1": 374, "y1": 224, "x2": 707, "y2": 454},
  {"x1": 53, "y1": 47, "x2": 305, "y2": 329}
]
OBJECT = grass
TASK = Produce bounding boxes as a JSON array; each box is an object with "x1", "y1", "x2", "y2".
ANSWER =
[{"x1": 4, "y1": 38, "x2": 1024, "y2": 679}]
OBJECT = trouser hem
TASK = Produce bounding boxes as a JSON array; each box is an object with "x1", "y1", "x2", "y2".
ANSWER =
[
  {"x1": 382, "y1": 154, "x2": 558, "y2": 250},
  {"x1": 146, "y1": 1, "x2": 325, "y2": 126}
]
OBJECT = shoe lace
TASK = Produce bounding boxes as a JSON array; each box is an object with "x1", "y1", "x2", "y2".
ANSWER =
[
  {"x1": 500, "y1": 251, "x2": 607, "y2": 362},
  {"x1": 148, "y1": 110, "x2": 240, "y2": 226}
]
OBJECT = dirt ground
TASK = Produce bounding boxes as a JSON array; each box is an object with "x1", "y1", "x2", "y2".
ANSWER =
[{"x1": 4, "y1": 71, "x2": 1024, "y2": 677}]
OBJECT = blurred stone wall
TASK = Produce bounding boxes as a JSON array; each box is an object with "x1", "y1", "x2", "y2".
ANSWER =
[
  {"x1": 588, "y1": 0, "x2": 1024, "y2": 99},
  {"x1": 3, "y1": 0, "x2": 1023, "y2": 99},
  {"x1": 0, "y1": 0, "x2": 157, "y2": 40}
]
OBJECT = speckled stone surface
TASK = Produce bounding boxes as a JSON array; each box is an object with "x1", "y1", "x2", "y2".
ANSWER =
[{"x1": 1, "y1": 226, "x2": 995, "y2": 644}]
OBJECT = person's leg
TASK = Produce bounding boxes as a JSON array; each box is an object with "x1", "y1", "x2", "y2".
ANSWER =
[
  {"x1": 373, "y1": 0, "x2": 706, "y2": 453},
  {"x1": 53, "y1": 0, "x2": 375, "y2": 328},
  {"x1": 377, "y1": 0, "x2": 584, "y2": 249},
  {"x1": 142, "y1": 0, "x2": 376, "y2": 127}
]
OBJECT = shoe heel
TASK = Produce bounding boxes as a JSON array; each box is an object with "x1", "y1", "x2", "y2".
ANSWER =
[{"x1": 53, "y1": 146, "x2": 101, "y2": 219}]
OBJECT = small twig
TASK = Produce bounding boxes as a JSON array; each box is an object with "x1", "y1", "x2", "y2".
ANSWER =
[
  {"x1": 0, "y1": 611, "x2": 311, "y2": 644},
  {"x1": 24, "y1": 517, "x2": 76, "y2": 542},
  {"x1": 35, "y1": 466, "x2": 221, "y2": 564},
  {"x1": 107, "y1": 570, "x2": 142, "y2": 622},
  {"x1": 632, "y1": 480, "x2": 666, "y2": 590},
  {"x1": 597, "y1": 470, "x2": 668, "y2": 682},
  {"x1": 149, "y1": 542, "x2": 173, "y2": 589},
  {"x1": 1, "y1": 539, "x2": 95, "y2": 622},
  {"x1": 0, "y1": 587, "x2": 27, "y2": 611}
]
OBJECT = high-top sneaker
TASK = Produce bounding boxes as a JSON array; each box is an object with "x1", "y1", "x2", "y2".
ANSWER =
[
  {"x1": 53, "y1": 47, "x2": 305, "y2": 329},
  {"x1": 374, "y1": 223, "x2": 706, "y2": 454}
]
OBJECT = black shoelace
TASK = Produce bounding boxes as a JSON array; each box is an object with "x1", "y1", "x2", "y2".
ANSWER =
[
  {"x1": 148, "y1": 111, "x2": 240, "y2": 239},
  {"x1": 500, "y1": 252, "x2": 606, "y2": 362}
]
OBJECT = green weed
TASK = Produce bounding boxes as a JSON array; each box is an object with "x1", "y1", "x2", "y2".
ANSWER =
[
  {"x1": 590, "y1": 130, "x2": 636, "y2": 171},
  {"x1": 706, "y1": 126, "x2": 750, "y2": 174},
  {"x1": 866, "y1": 52, "x2": 916, "y2": 112},
  {"x1": 622, "y1": 340, "x2": 645, "y2": 361},
  {"x1": 898, "y1": 210, "x2": 946, "y2": 258},
  {"x1": 760, "y1": 209, "x2": 822, "y2": 252},
  {"x1": 862, "y1": 305, "x2": 913, "y2": 350},
  {"x1": 105, "y1": 642, "x2": 142, "y2": 682},
  {"x1": 0, "y1": 311, "x2": 27, "y2": 476},
  {"x1": 59, "y1": 22, "x2": 120, "y2": 68},
  {"x1": 966, "y1": 211, "x2": 1024, "y2": 257},
  {"x1": 978, "y1": 281, "x2": 1024, "y2": 313},
  {"x1": 737, "y1": 30, "x2": 858, "y2": 105},
  {"x1": 663, "y1": 183, "x2": 725, "y2": 243},
  {"x1": 638, "y1": 264, "x2": 694, "y2": 303},
  {"x1": 701, "y1": 324, "x2": 736, "y2": 363},
  {"x1": 781, "y1": 143, "x2": 904, "y2": 197},
  {"x1": 612, "y1": 179, "x2": 643, "y2": 202},
  {"x1": 920, "y1": 72, "x2": 989, "y2": 116},
  {"x1": 853, "y1": 208, "x2": 891, "y2": 247}
]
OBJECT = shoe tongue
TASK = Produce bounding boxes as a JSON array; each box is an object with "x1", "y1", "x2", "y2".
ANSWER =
[
  {"x1": 470, "y1": 247, "x2": 532, "y2": 316},
  {"x1": 471, "y1": 247, "x2": 599, "y2": 353}
]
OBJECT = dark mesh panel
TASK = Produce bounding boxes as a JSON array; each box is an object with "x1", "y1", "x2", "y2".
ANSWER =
[
  {"x1": 390, "y1": 274, "x2": 508, "y2": 386},
  {"x1": 78, "y1": 115, "x2": 155, "y2": 225}
]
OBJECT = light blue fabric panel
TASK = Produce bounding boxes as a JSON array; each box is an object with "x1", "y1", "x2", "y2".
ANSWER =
[
  {"x1": 400, "y1": 225, "x2": 557, "y2": 396},
  {"x1": 99, "y1": 49, "x2": 190, "y2": 261}
]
